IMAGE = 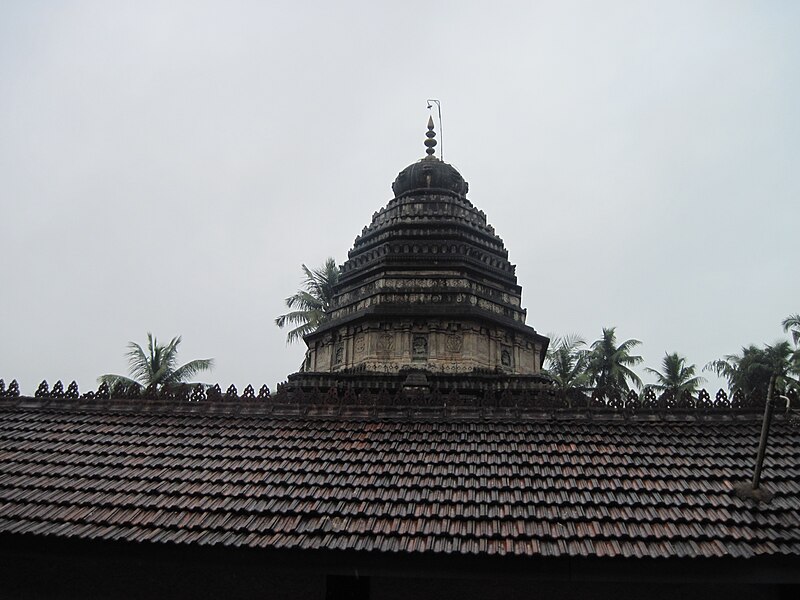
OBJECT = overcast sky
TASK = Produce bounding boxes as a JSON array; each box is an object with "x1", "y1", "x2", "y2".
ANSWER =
[{"x1": 1, "y1": 0, "x2": 798, "y2": 395}]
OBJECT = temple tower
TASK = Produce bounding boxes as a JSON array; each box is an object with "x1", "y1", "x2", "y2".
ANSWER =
[{"x1": 300, "y1": 119, "x2": 549, "y2": 381}]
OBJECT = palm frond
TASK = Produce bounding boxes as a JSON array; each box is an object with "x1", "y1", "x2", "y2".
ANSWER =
[
  {"x1": 276, "y1": 258, "x2": 341, "y2": 344},
  {"x1": 705, "y1": 357, "x2": 732, "y2": 373},
  {"x1": 112, "y1": 333, "x2": 214, "y2": 389},
  {"x1": 618, "y1": 365, "x2": 642, "y2": 389},
  {"x1": 161, "y1": 336, "x2": 182, "y2": 374},
  {"x1": 284, "y1": 291, "x2": 324, "y2": 311},
  {"x1": 284, "y1": 322, "x2": 319, "y2": 343},
  {"x1": 125, "y1": 341, "x2": 152, "y2": 386},
  {"x1": 276, "y1": 309, "x2": 326, "y2": 329},
  {"x1": 97, "y1": 374, "x2": 141, "y2": 388},
  {"x1": 164, "y1": 359, "x2": 214, "y2": 385},
  {"x1": 617, "y1": 338, "x2": 642, "y2": 353},
  {"x1": 680, "y1": 375, "x2": 707, "y2": 389},
  {"x1": 782, "y1": 313, "x2": 800, "y2": 346},
  {"x1": 643, "y1": 366, "x2": 662, "y2": 379}
]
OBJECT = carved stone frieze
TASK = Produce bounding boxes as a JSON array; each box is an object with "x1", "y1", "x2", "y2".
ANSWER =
[
  {"x1": 354, "y1": 334, "x2": 366, "y2": 356},
  {"x1": 378, "y1": 333, "x2": 394, "y2": 356},
  {"x1": 334, "y1": 344, "x2": 344, "y2": 365},
  {"x1": 331, "y1": 277, "x2": 522, "y2": 312},
  {"x1": 412, "y1": 335, "x2": 428, "y2": 360},
  {"x1": 304, "y1": 319, "x2": 542, "y2": 375},
  {"x1": 445, "y1": 334, "x2": 463, "y2": 354},
  {"x1": 501, "y1": 345, "x2": 513, "y2": 368}
]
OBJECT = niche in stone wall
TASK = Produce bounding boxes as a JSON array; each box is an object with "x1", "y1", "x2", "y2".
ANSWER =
[
  {"x1": 354, "y1": 332, "x2": 366, "y2": 357},
  {"x1": 412, "y1": 335, "x2": 428, "y2": 361},
  {"x1": 378, "y1": 324, "x2": 394, "y2": 357},
  {"x1": 334, "y1": 343, "x2": 344, "y2": 365},
  {"x1": 445, "y1": 322, "x2": 463, "y2": 354},
  {"x1": 446, "y1": 333, "x2": 463, "y2": 354},
  {"x1": 501, "y1": 344, "x2": 513, "y2": 369}
]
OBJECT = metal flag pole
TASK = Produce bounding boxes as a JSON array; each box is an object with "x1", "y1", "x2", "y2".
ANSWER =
[{"x1": 426, "y1": 99, "x2": 442, "y2": 160}]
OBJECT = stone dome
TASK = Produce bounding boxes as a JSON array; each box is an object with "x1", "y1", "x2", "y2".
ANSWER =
[{"x1": 391, "y1": 156, "x2": 469, "y2": 198}]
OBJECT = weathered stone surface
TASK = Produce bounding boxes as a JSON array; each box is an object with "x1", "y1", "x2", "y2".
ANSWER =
[{"x1": 304, "y1": 320, "x2": 541, "y2": 375}]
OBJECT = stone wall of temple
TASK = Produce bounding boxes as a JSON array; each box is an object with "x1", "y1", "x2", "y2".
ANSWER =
[{"x1": 305, "y1": 318, "x2": 542, "y2": 375}]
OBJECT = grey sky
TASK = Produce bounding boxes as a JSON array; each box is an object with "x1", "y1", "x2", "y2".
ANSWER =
[{"x1": 1, "y1": 0, "x2": 798, "y2": 394}]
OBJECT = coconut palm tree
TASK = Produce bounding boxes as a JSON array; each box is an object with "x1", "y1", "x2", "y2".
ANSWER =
[
  {"x1": 644, "y1": 352, "x2": 705, "y2": 399},
  {"x1": 586, "y1": 327, "x2": 643, "y2": 395},
  {"x1": 783, "y1": 314, "x2": 800, "y2": 347},
  {"x1": 543, "y1": 334, "x2": 590, "y2": 405},
  {"x1": 99, "y1": 333, "x2": 214, "y2": 391},
  {"x1": 784, "y1": 314, "x2": 800, "y2": 383},
  {"x1": 275, "y1": 258, "x2": 340, "y2": 343},
  {"x1": 705, "y1": 342, "x2": 798, "y2": 396}
]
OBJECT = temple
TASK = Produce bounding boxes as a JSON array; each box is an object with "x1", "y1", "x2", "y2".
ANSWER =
[{"x1": 289, "y1": 118, "x2": 550, "y2": 397}]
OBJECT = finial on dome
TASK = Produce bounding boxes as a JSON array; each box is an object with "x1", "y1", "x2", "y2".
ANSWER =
[{"x1": 424, "y1": 116, "x2": 437, "y2": 157}]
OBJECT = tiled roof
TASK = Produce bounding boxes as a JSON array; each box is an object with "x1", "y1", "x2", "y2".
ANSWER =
[{"x1": 0, "y1": 396, "x2": 799, "y2": 560}]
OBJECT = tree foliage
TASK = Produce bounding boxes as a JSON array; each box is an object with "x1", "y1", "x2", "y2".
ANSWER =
[
  {"x1": 783, "y1": 313, "x2": 800, "y2": 347},
  {"x1": 644, "y1": 352, "x2": 705, "y2": 398},
  {"x1": 275, "y1": 258, "x2": 340, "y2": 344},
  {"x1": 543, "y1": 334, "x2": 590, "y2": 405},
  {"x1": 543, "y1": 315, "x2": 800, "y2": 400},
  {"x1": 586, "y1": 327, "x2": 643, "y2": 394},
  {"x1": 98, "y1": 333, "x2": 214, "y2": 391},
  {"x1": 704, "y1": 341, "x2": 798, "y2": 396}
]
